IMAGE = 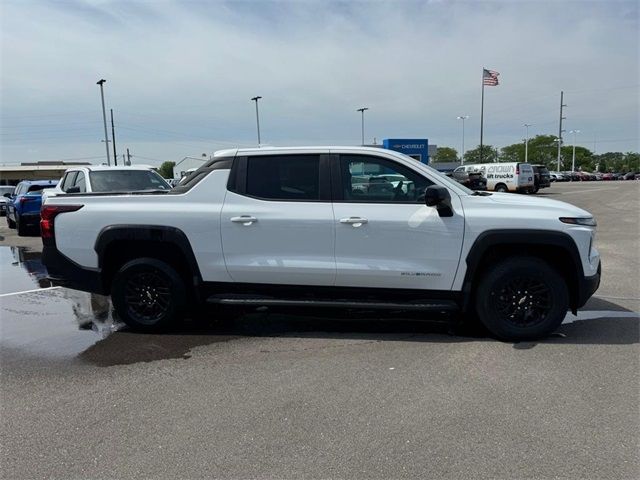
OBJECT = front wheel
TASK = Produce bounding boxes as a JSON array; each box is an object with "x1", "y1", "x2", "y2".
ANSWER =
[
  {"x1": 475, "y1": 257, "x2": 569, "y2": 341},
  {"x1": 6, "y1": 214, "x2": 15, "y2": 229},
  {"x1": 111, "y1": 258, "x2": 186, "y2": 332}
]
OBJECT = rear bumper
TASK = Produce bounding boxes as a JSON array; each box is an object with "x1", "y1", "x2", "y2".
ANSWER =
[
  {"x1": 576, "y1": 262, "x2": 601, "y2": 309},
  {"x1": 19, "y1": 212, "x2": 41, "y2": 226},
  {"x1": 42, "y1": 245, "x2": 105, "y2": 295}
]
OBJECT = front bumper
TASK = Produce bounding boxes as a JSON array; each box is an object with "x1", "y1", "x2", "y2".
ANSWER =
[
  {"x1": 42, "y1": 245, "x2": 105, "y2": 295},
  {"x1": 576, "y1": 261, "x2": 601, "y2": 309}
]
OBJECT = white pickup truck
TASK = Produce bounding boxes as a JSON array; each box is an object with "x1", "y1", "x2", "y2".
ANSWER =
[{"x1": 42, "y1": 146, "x2": 601, "y2": 340}]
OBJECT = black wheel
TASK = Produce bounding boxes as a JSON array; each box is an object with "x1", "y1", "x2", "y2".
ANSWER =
[
  {"x1": 533, "y1": 186, "x2": 540, "y2": 193},
  {"x1": 111, "y1": 258, "x2": 186, "y2": 332},
  {"x1": 495, "y1": 184, "x2": 508, "y2": 193},
  {"x1": 475, "y1": 257, "x2": 569, "y2": 341},
  {"x1": 6, "y1": 214, "x2": 15, "y2": 229},
  {"x1": 16, "y1": 214, "x2": 27, "y2": 236}
]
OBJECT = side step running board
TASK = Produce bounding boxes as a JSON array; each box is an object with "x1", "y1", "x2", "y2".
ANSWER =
[{"x1": 207, "y1": 296, "x2": 459, "y2": 311}]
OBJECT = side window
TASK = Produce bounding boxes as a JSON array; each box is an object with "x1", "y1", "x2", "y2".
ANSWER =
[
  {"x1": 245, "y1": 155, "x2": 320, "y2": 201},
  {"x1": 73, "y1": 171, "x2": 86, "y2": 192},
  {"x1": 339, "y1": 155, "x2": 433, "y2": 203},
  {"x1": 61, "y1": 172, "x2": 77, "y2": 192}
]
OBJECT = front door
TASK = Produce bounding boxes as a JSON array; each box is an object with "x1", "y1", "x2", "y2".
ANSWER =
[
  {"x1": 332, "y1": 154, "x2": 465, "y2": 290},
  {"x1": 221, "y1": 153, "x2": 336, "y2": 286}
]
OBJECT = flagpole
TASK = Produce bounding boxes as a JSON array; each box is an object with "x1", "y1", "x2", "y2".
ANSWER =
[{"x1": 480, "y1": 67, "x2": 485, "y2": 163}]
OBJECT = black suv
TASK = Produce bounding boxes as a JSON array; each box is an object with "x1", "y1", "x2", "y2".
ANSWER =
[
  {"x1": 448, "y1": 169, "x2": 487, "y2": 191},
  {"x1": 531, "y1": 165, "x2": 551, "y2": 193}
]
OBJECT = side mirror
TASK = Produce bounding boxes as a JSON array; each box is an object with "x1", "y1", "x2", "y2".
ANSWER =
[
  {"x1": 66, "y1": 186, "x2": 80, "y2": 194},
  {"x1": 425, "y1": 185, "x2": 453, "y2": 217},
  {"x1": 3, "y1": 193, "x2": 11, "y2": 198}
]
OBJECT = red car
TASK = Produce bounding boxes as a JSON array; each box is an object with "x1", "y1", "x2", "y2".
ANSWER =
[{"x1": 602, "y1": 173, "x2": 615, "y2": 181}]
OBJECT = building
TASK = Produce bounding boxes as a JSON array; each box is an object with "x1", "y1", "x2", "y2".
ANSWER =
[{"x1": 0, "y1": 161, "x2": 91, "y2": 185}]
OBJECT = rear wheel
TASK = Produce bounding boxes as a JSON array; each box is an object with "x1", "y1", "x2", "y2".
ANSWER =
[
  {"x1": 495, "y1": 184, "x2": 508, "y2": 193},
  {"x1": 111, "y1": 258, "x2": 186, "y2": 332},
  {"x1": 475, "y1": 257, "x2": 569, "y2": 341}
]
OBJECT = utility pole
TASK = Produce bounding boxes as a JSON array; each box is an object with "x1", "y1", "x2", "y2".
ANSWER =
[
  {"x1": 570, "y1": 130, "x2": 580, "y2": 172},
  {"x1": 557, "y1": 91, "x2": 566, "y2": 171},
  {"x1": 110, "y1": 109, "x2": 117, "y2": 166},
  {"x1": 251, "y1": 96, "x2": 262, "y2": 145},
  {"x1": 523, "y1": 123, "x2": 532, "y2": 163},
  {"x1": 97, "y1": 79, "x2": 110, "y2": 166},
  {"x1": 357, "y1": 107, "x2": 369, "y2": 146},
  {"x1": 457, "y1": 115, "x2": 469, "y2": 164},
  {"x1": 126, "y1": 148, "x2": 131, "y2": 166}
]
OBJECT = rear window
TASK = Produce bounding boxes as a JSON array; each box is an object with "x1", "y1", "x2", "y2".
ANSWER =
[
  {"x1": 89, "y1": 170, "x2": 170, "y2": 192},
  {"x1": 246, "y1": 155, "x2": 320, "y2": 201},
  {"x1": 27, "y1": 184, "x2": 54, "y2": 193}
]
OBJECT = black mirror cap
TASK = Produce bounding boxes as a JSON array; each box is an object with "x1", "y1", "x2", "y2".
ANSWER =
[
  {"x1": 425, "y1": 185, "x2": 449, "y2": 206},
  {"x1": 3, "y1": 193, "x2": 11, "y2": 198},
  {"x1": 425, "y1": 185, "x2": 453, "y2": 217}
]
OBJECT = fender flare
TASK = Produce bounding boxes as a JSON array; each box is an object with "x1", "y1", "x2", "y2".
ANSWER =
[
  {"x1": 94, "y1": 225, "x2": 203, "y2": 284},
  {"x1": 461, "y1": 229, "x2": 584, "y2": 312}
]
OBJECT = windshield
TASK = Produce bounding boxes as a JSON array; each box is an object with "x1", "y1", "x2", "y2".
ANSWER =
[
  {"x1": 89, "y1": 170, "x2": 171, "y2": 192},
  {"x1": 396, "y1": 153, "x2": 474, "y2": 195}
]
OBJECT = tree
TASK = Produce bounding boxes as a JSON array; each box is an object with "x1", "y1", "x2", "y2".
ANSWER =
[
  {"x1": 464, "y1": 145, "x2": 498, "y2": 164},
  {"x1": 433, "y1": 146, "x2": 458, "y2": 163},
  {"x1": 158, "y1": 161, "x2": 176, "y2": 179}
]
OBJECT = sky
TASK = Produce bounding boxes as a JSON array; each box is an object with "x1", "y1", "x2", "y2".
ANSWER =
[{"x1": 1, "y1": 0, "x2": 638, "y2": 166}]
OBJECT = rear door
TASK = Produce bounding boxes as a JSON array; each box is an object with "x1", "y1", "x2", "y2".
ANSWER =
[
  {"x1": 220, "y1": 153, "x2": 336, "y2": 285},
  {"x1": 331, "y1": 153, "x2": 465, "y2": 290},
  {"x1": 517, "y1": 163, "x2": 535, "y2": 188}
]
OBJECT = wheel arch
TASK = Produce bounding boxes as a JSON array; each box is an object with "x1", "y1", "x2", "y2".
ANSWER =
[
  {"x1": 94, "y1": 225, "x2": 203, "y2": 298},
  {"x1": 462, "y1": 229, "x2": 584, "y2": 314}
]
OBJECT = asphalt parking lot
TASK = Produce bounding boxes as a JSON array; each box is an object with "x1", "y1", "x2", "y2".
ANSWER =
[{"x1": 1, "y1": 181, "x2": 638, "y2": 479}]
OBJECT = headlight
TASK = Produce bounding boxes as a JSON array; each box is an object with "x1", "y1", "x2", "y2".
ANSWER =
[{"x1": 559, "y1": 217, "x2": 597, "y2": 227}]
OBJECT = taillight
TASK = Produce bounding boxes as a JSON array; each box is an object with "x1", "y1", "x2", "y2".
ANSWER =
[
  {"x1": 516, "y1": 166, "x2": 520, "y2": 175},
  {"x1": 40, "y1": 205, "x2": 83, "y2": 242}
]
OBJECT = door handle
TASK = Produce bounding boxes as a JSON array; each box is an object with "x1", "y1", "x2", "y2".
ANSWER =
[
  {"x1": 231, "y1": 215, "x2": 257, "y2": 226},
  {"x1": 340, "y1": 217, "x2": 368, "y2": 227}
]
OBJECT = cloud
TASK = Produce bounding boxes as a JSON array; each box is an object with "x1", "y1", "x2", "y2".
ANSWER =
[{"x1": 1, "y1": 0, "x2": 638, "y2": 164}]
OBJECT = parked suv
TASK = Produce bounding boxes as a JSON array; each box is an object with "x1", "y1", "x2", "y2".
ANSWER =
[
  {"x1": 530, "y1": 165, "x2": 551, "y2": 193},
  {"x1": 6, "y1": 179, "x2": 58, "y2": 235},
  {"x1": 0, "y1": 185, "x2": 16, "y2": 216},
  {"x1": 42, "y1": 147, "x2": 600, "y2": 341},
  {"x1": 43, "y1": 165, "x2": 170, "y2": 201},
  {"x1": 448, "y1": 168, "x2": 487, "y2": 191}
]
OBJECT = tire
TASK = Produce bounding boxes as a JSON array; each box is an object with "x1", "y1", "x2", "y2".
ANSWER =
[
  {"x1": 495, "y1": 184, "x2": 508, "y2": 193},
  {"x1": 533, "y1": 186, "x2": 540, "y2": 193},
  {"x1": 7, "y1": 214, "x2": 15, "y2": 229},
  {"x1": 16, "y1": 214, "x2": 28, "y2": 236},
  {"x1": 110, "y1": 257, "x2": 186, "y2": 332},
  {"x1": 474, "y1": 257, "x2": 569, "y2": 341}
]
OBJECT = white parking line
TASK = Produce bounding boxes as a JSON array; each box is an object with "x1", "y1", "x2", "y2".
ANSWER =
[
  {"x1": 562, "y1": 310, "x2": 639, "y2": 324},
  {"x1": 0, "y1": 286, "x2": 62, "y2": 298}
]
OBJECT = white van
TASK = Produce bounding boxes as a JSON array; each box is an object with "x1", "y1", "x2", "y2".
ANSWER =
[{"x1": 453, "y1": 162, "x2": 534, "y2": 193}]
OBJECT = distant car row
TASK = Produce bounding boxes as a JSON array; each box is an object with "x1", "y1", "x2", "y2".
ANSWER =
[
  {"x1": 4, "y1": 165, "x2": 170, "y2": 236},
  {"x1": 550, "y1": 171, "x2": 640, "y2": 182}
]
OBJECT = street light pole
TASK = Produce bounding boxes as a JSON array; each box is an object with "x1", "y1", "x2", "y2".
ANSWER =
[
  {"x1": 357, "y1": 107, "x2": 369, "y2": 146},
  {"x1": 456, "y1": 115, "x2": 469, "y2": 164},
  {"x1": 251, "y1": 96, "x2": 262, "y2": 146},
  {"x1": 570, "y1": 129, "x2": 580, "y2": 172},
  {"x1": 97, "y1": 79, "x2": 110, "y2": 166},
  {"x1": 523, "y1": 123, "x2": 532, "y2": 163}
]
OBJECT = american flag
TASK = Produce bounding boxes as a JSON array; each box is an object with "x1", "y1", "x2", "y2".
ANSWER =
[{"x1": 483, "y1": 69, "x2": 500, "y2": 86}]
